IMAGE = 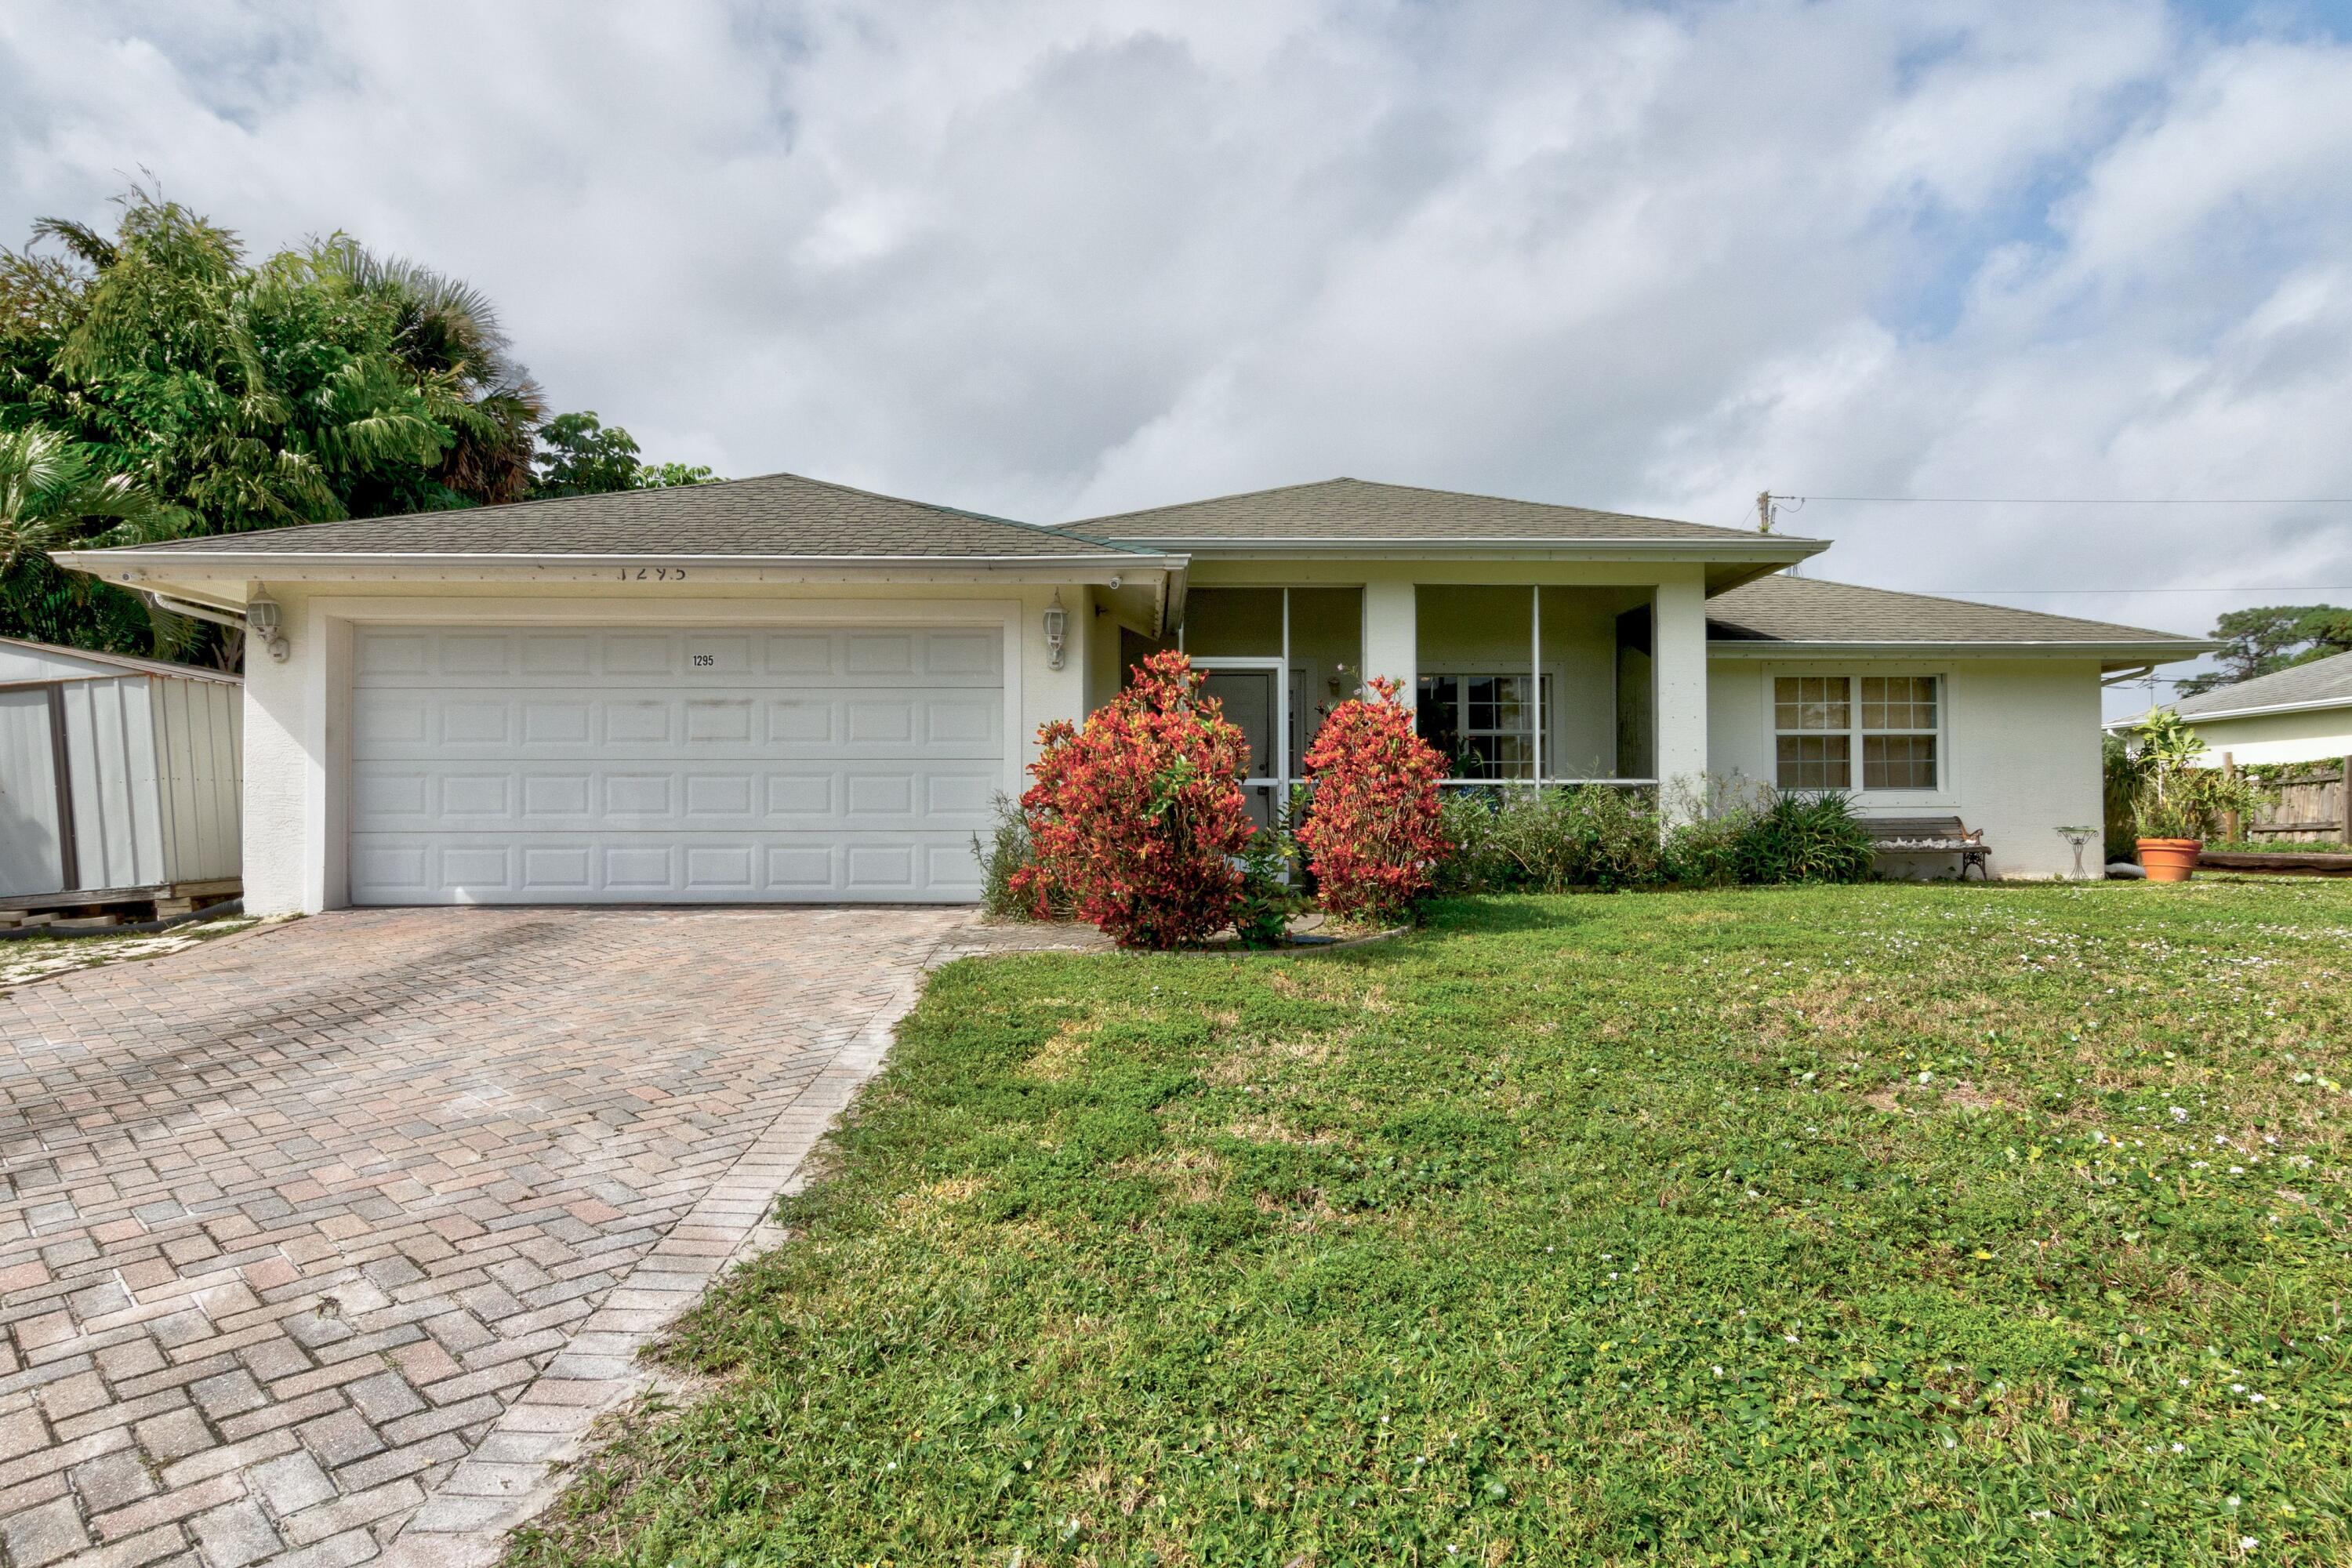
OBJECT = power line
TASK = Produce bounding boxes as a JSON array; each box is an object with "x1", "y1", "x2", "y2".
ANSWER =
[
  {"x1": 1785, "y1": 495, "x2": 2352, "y2": 505},
  {"x1": 1926, "y1": 585, "x2": 2352, "y2": 595}
]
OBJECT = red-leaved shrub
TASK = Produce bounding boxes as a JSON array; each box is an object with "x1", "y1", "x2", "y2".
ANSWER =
[
  {"x1": 1011, "y1": 651, "x2": 1256, "y2": 948},
  {"x1": 1298, "y1": 677, "x2": 1449, "y2": 922}
]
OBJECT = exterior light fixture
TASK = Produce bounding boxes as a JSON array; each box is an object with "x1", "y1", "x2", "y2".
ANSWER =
[
  {"x1": 1044, "y1": 591, "x2": 1069, "y2": 671},
  {"x1": 248, "y1": 593, "x2": 290, "y2": 663}
]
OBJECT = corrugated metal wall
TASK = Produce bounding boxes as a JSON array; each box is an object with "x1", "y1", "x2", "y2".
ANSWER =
[
  {"x1": 151, "y1": 675, "x2": 242, "y2": 882},
  {"x1": 55, "y1": 673, "x2": 243, "y2": 891},
  {"x1": 60, "y1": 675, "x2": 165, "y2": 889},
  {"x1": 0, "y1": 688, "x2": 66, "y2": 896}
]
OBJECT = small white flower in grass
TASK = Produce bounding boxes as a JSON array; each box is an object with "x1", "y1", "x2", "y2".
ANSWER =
[
  {"x1": 1784, "y1": 1334, "x2": 1799, "y2": 1344},
  {"x1": 2231, "y1": 1384, "x2": 2245, "y2": 1394},
  {"x1": 1713, "y1": 1366, "x2": 1725, "y2": 1377},
  {"x1": 2172, "y1": 1443, "x2": 2185, "y2": 1453},
  {"x1": 2172, "y1": 1107, "x2": 2189, "y2": 1121},
  {"x1": 2242, "y1": 1537, "x2": 2259, "y2": 1553},
  {"x1": 2249, "y1": 1392, "x2": 2266, "y2": 1404},
  {"x1": 2227, "y1": 1495, "x2": 2241, "y2": 1508}
]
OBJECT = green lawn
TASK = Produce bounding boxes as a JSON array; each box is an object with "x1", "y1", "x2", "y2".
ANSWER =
[{"x1": 517, "y1": 884, "x2": 2352, "y2": 1567}]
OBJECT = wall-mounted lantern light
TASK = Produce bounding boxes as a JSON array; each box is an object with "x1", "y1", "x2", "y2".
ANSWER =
[
  {"x1": 248, "y1": 593, "x2": 291, "y2": 663},
  {"x1": 1044, "y1": 591, "x2": 1069, "y2": 671}
]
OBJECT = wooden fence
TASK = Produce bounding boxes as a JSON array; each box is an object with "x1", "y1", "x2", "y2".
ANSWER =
[{"x1": 2221, "y1": 757, "x2": 2352, "y2": 845}]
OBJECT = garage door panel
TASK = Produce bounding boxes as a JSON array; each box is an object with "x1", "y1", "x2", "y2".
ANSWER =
[
  {"x1": 352, "y1": 830, "x2": 985, "y2": 902},
  {"x1": 351, "y1": 624, "x2": 1004, "y2": 904},
  {"x1": 357, "y1": 627, "x2": 1003, "y2": 689}
]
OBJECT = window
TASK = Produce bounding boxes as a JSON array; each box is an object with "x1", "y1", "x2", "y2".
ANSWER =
[
  {"x1": 1417, "y1": 673, "x2": 1551, "y2": 781},
  {"x1": 1773, "y1": 675, "x2": 1938, "y2": 791}
]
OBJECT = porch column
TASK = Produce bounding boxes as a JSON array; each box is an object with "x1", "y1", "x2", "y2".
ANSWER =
[
  {"x1": 1653, "y1": 572, "x2": 1708, "y2": 817},
  {"x1": 1362, "y1": 580, "x2": 1416, "y2": 700}
]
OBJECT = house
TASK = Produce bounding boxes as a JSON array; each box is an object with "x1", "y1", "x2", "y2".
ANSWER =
[
  {"x1": 53, "y1": 474, "x2": 2211, "y2": 912},
  {"x1": 0, "y1": 637, "x2": 242, "y2": 903},
  {"x1": 2115, "y1": 650, "x2": 2352, "y2": 768}
]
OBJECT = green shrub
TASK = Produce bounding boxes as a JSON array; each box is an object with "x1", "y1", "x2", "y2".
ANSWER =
[
  {"x1": 973, "y1": 795, "x2": 1064, "y2": 920},
  {"x1": 1661, "y1": 813, "x2": 1745, "y2": 887},
  {"x1": 1433, "y1": 785, "x2": 1663, "y2": 892},
  {"x1": 1232, "y1": 814, "x2": 1301, "y2": 948},
  {"x1": 2101, "y1": 732, "x2": 2138, "y2": 863},
  {"x1": 1730, "y1": 789, "x2": 1878, "y2": 884}
]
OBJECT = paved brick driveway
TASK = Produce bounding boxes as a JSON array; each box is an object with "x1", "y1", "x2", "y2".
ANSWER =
[{"x1": 0, "y1": 907, "x2": 977, "y2": 1568}]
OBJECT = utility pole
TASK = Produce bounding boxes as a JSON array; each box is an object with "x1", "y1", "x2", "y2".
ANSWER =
[{"x1": 1757, "y1": 490, "x2": 1773, "y2": 533}]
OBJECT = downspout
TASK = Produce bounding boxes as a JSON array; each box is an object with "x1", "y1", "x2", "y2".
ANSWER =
[{"x1": 140, "y1": 590, "x2": 247, "y2": 630}]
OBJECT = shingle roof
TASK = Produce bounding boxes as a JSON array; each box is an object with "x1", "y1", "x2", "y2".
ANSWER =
[
  {"x1": 1069, "y1": 477, "x2": 1806, "y2": 543},
  {"x1": 133, "y1": 472, "x2": 1151, "y2": 560},
  {"x1": 1707, "y1": 574, "x2": 2206, "y2": 649},
  {"x1": 2172, "y1": 648, "x2": 2352, "y2": 717}
]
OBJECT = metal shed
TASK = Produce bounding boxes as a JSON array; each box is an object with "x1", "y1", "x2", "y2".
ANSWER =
[{"x1": 0, "y1": 637, "x2": 242, "y2": 902}]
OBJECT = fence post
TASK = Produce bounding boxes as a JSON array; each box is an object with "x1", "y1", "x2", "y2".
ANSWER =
[
  {"x1": 2222, "y1": 753, "x2": 2239, "y2": 845},
  {"x1": 2342, "y1": 756, "x2": 2352, "y2": 847}
]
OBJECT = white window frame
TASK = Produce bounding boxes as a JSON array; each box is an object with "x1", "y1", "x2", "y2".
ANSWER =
[
  {"x1": 1766, "y1": 668, "x2": 1953, "y2": 801},
  {"x1": 1418, "y1": 670, "x2": 1553, "y2": 783}
]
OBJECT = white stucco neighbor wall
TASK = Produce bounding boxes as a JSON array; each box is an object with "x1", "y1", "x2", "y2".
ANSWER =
[
  {"x1": 2181, "y1": 706, "x2": 2352, "y2": 767},
  {"x1": 238, "y1": 580, "x2": 1096, "y2": 916},
  {"x1": 1707, "y1": 655, "x2": 2105, "y2": 879}
]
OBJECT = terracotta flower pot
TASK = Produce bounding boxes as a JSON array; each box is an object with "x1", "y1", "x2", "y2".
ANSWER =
[{"x1": 2137, "y1": 837, "x2": 2202, "y2": 883}]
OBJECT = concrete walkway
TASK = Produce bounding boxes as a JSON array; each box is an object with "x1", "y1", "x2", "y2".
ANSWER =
[{"x1": 0, "y1": 907, "x2": 975, "y2": 1568}]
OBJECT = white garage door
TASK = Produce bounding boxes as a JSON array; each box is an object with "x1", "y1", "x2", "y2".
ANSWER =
[{"x1": 350, "y1": 625, "x2": 1003, "y2": 904}]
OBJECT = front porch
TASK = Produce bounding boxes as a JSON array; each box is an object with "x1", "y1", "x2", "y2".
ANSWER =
[{"x1": 1085, "y1": 565, "x2": 1711, "y2": 818}]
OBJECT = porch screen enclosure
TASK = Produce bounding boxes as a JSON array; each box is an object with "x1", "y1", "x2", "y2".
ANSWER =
[{"x1": 1120, "y1": 583, "x2": 1657, "y2": 819}]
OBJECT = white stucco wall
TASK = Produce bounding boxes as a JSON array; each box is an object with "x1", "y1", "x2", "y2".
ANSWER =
[
  {"x1": 1707, "y1": 655, "x2": 2105, "y2": 879},
  {"x1": 2181, "y1": 706, "x2": 2352, "y2": 767},
  {"x1": 237, "y1": 580, "x2": 1094, "y2": 915}
]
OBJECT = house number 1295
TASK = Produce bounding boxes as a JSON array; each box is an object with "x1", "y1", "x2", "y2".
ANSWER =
[{"x1": 617, "y1": 567, "x2": 689, "y2": 580}]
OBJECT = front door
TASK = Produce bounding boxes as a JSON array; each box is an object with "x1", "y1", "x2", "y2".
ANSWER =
[{"x1": 1196, "y1": 661, "x2": 1285, "y2": 828}]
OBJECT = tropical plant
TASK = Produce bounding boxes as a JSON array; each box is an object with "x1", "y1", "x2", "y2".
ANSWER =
[
  {"x1": 2101, "y1": 732, "x2": 2140, "y2": 862},
  {"x1": 1296, "y1": 677, "x2": 1450, "y2": 923},
  {"x1": 0, "y1": 428, "x2": 189, "y2": 652},
  {"x1": 1729, "y1": 789, "x2": 1878, "y2": 884},
  {"x1": 529, "y1": 413, "x2": 722, "y2": 499},
  {"x1": 323, "y1": 245, "x2": 549, "y2": 506},
  {"x1": 1011, "y1": 652, "x2": 1255, "y2": 948},
  {"x1": 2122, "y1": 708, "x2": 2266, "y2": 841}
]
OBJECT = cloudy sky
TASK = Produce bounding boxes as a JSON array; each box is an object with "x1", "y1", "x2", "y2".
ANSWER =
[{"x1": 6, "y1": 1, "x2": 2350, "y2": 704}]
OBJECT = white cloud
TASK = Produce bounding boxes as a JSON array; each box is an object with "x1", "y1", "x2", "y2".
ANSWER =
[{"x1": 5, "y1": 0, "x2": 2351, "y2": 705}]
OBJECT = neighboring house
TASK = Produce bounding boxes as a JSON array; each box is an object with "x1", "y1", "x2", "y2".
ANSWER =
[
  {"x1": 0, "y1": 637, "x2": 243, "y2": 901},
  {"x1": 55, "y1": 474, "x2": 2210, "y2": 912},
  {"x1": 2112, "y1": 650, "x2": 2352, "y2": 767}
]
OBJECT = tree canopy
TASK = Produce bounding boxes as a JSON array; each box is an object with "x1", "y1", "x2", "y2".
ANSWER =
[
  {"x1": 0, "y1": 188, "x2": 717, "y2": 662},
  {"x1": 2176, "y1": 604, "x2": 2352, "y2": 697}
]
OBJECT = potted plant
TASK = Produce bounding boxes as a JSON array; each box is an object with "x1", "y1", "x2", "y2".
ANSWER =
[{"x1": 2125, "y1": 709, "x2": 2261, "y2": 881}]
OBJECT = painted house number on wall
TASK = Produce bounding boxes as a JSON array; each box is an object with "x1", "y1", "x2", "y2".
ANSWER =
[{"x1": 616, "y1": 567, "x2": 689, "y2": 580}]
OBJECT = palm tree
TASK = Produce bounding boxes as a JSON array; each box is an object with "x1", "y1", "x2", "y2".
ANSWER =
[
  {"x1": 0, "y1": 427, "x2": 191, "y2": 655},
  {"x1": 323, "y1": 245, "x2": 548, "y2": 504}
]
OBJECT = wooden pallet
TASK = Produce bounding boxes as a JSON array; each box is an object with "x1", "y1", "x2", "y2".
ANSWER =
[
  {"x1": 2197, "y1": 851, "x2": 2352, "y2": 877},
  {"x1": 0, "y1": 878, "x2": 241, "y2": 925}
]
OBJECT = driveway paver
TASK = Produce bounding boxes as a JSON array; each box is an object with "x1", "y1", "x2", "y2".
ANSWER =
[{"x1": 0, "y1": 906, "x2": 975, "y2": 1568}]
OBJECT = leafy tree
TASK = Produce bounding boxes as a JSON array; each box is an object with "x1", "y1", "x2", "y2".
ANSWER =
[
  {"x1": 528, "y1": 410, "x2": 644, "y2": 498},
  {"x1": 2176, "y1": 604, "x2": 2352, "y2": 696},
  {"x1": 0, "y1": 426, "x2": 190, "y2": 653},
  {"x1": 530, "y1": 411, "x2": 720, "y2": 498}
]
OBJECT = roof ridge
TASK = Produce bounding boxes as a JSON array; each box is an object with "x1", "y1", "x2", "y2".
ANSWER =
[
  {"x1": 1061, "y1": 477, "x2": 1359, "y2": 528},
  {"x1": 1715, "y1": 573, "x2": 2203, "y2": 644},
  {"x1": 1064, "y1": 476, "x2": 1806, "y2": 543}
]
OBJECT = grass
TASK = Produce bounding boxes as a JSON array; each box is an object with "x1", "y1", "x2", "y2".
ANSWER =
[
  {"x1": 514, "y1": 883, "x2": 2352, "y2": 1566},
  {"x1": 0, "y1": 913, "x2": 261, "y2": 995}
]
